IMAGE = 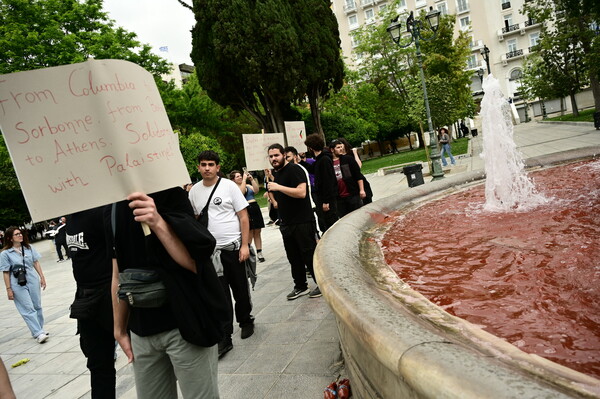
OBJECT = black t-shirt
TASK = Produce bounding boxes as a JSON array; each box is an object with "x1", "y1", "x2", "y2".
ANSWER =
[
  {"x1": 273, "y1": 162, "x2": 315, "y2": 225},
  {"x1": 54, "y1": 222, "x2": 67, "y2": 243},
  {"x1": 108, "y1": 188, "x2": 194, "y2": 337},
  {"x1": 66, "y1": 206, "x2": 112, "y2": 288}
]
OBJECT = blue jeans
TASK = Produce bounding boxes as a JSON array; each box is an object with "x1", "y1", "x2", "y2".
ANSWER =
[
  {"x1": 440, "y1": 143, "x2": 456, "y2": 166},
  {"x1": 11, "y1": 271, "x2": 45, "y2": 338}
]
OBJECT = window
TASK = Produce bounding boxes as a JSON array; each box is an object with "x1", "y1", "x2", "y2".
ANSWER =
[
  {"x1": 365, "y1": 8, "x2": 375, "y2": 22},
  {"x1": 416, "y1": 0, "x2": 427, "y2": 8},
  {"x1": 379, "y1": 4, "x2": 387, "y2": 13},
  {"x1": 437, "y1": 2, "x2": 448, "y2": 15},
  {"x1": 467, "y1": 54, "x2": 478, "y2": 69},
  {"x1": 457, "y1": 0, "x2": 468, "y2": 12},
  {"x1": 529, "y1": 32, "x2": 540, "y2": 46},
  {"x1": 509, "y1": 68, "x2": 523, "y2": 81},
  {"x1": 501, "y1": 0, "x2": 511, "y2": 9},
  {"x1": 507, "y1": 39, "x2": 517, "y2": 53},
  {"x1": 460, "y1": 16, "x2": 471, "y2": 30},
  {"x1": 351, "y1": 34, "x2": 360, "y2": 48},
  {"x1": 348, "y1": 14, "x2": 358, "y2": 29},
  {"x1": 504, "y1": 14, "x2": 513, "y2": 26},
  {"x1": 398, "y1": 0, "x2": 406, "y2": 9}
]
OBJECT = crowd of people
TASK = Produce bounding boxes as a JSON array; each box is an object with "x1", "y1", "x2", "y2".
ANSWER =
[{"x1": 0, "y1": 134, "x2": 376, "y2": 398}]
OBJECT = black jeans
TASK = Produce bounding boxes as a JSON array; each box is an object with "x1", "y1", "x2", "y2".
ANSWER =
[
  {"x1": 219, "y1": 249, "x2": 254, "y2": 337},
  {"x1": 336, "y1": 195, "x2": 362, "y2": 218},
  {"x1": 55, "y1": 240, "x2": 69, "y2": 260},
  {"x1": 315, "y1": 200, "x2": 339, "y2": 233},
  {"x1": 279, "y1": 222, "x2": 317, "y2": 291},
  {"x1": 76, "y1": 287, "x2": 116, "y2": 399}
]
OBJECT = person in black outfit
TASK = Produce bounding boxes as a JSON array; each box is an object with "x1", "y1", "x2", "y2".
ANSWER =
[
  {"x1": 66, "y1": 207, "x2": 115, "y2": 399},
  {"x1": 110, "y1": 188, "x2": 228, "y2": 398},
  {"x1": 304, "y1": 134, "x2": 339, "y2": 232},
  {"x1": 329, "y1": 140, "x2": 366, "y2": 217},
  {"x1": 54, "y1": 217, "x2": 70, "y2": 262},
  {"x1": 267, "y1": 144, "x2": 321, "y2": 299}
]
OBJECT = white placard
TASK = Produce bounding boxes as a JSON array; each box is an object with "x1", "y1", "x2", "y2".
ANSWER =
[
  {"x1": 0, "y1": 59, "x2": 190, "y2": 222},
  {"x1": 284, "y1": 121, "x2": 307, "y2": 153},
  {"x1": 242, "y1": 133, "x2": 285, "y2": 171}
]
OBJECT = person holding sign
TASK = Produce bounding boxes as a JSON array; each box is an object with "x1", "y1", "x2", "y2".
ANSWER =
[
  {"x1": 1, "y1": 227, "x2": 48, "y2": 343},
  {"x1": 110, "y1": 188, "x2": 227, "y2": 399}
]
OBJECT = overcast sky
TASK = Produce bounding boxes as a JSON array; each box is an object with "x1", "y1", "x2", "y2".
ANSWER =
[{"x1": 103, "y1": 0, "x2": 195, "y2": 66}]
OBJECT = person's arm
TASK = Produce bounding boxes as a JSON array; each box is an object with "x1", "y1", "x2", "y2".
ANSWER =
[
  {"x1": 32, "y1": 260, "x2": 46, "y2": 290},
  {"x1": 267, "y1": 191, "x2": 278, "y2": 209},
  {"x1": 111, "y1": 259, "x2": 133, "y2": 363},
  {"x1": 247, "y1": 173, "x2": 259, "y2": 194},
  {"x1": 352, "y1": 148, "x2": 362, "y2": 168},
  {"x1": 236, "y1": 178, "x2": 247, "y2": 195},
  {"x1": 0, "y1": 357, "x2": 16, "y2": 399},
  {"x1": 358, "y1": 179, "x2": 366, "y2": 199},
  {"x1": 267, "y1": 181, "x2": 307, "y2": 198},
  {"x1": 237, "y1": 208, "x2": 250, "y2": 262},
  {"x1": 3, "y1": 271, "x2": 13, "y2": 301},
  {"x1": 127, "y1": 192, "x2": 196, "y2": 273}
]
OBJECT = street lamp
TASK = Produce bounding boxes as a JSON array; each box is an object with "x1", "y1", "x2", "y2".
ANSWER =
[
  {"x1": 387, "y1": 6, "x2": 444, "y2": 180},
  {"x1": 480, "y1": 44, "x2": 491, "y2": 74}
]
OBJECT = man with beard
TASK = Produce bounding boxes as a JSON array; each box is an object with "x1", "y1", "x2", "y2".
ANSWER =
[{"x1": 267, "y1": 144, "x2": 321, "y2": 299}]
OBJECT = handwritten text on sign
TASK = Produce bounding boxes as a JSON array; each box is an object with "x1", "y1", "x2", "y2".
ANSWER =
[
  {"x1": 242, "y1": 133, "x2": 285, "y2": 171},
  {"x1": 284, "y1": 121, "x2": 307, "y2": 153},
  {"x1": 0, "y1": 59, "x2": 190, "y2": 222}
]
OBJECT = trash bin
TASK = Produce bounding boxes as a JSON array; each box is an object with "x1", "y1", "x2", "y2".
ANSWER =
[
  {"x1": 594, "y1": 111, "x2": 600, "y2": 130},
  {"x1": 403, "y1": 164, "x2": 424, "y2": 188},
  {"x1": 471, "y1": 128, "x2": 478, "y2": 137}
]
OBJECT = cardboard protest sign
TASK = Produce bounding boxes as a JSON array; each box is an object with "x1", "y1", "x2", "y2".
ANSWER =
[
  {"x1": 0, "y1": 59, "x2": 190, "y2": 222},
  {"x1": 284, "y1": 121, "x2": 307, "y2": 153},
  {"x1": 242, "y1": 133, "x2": 285, "y2": 171}
]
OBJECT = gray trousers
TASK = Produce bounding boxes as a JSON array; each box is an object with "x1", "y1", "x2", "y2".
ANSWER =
[{"x1": 131, "y1": 329, "x2": 219, "y2": 398}]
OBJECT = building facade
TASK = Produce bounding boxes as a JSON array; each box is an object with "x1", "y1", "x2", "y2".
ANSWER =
[{"x1": 332, "y1": 0, "x2": 543, "y2": 121}]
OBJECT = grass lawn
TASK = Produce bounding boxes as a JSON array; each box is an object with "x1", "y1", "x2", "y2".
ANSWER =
[
  {"x1": 361, "y1": 137, "x2": 470, "y2": 175},
  {"x1": 255, "y1": 188, "x2": 269, "y2": 208},
  {"x1": 546, "y1": 108, "x2": 595, "y2": 123}
]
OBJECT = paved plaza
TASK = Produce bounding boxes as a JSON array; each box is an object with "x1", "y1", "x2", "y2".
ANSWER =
[{"x1": 1, "y1": 121, "x2": 598, "y2": 398}]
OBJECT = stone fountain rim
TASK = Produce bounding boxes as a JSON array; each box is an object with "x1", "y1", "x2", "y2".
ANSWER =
[{"x1": 315, "y1": 146, "x2": 600, "y2": 399}]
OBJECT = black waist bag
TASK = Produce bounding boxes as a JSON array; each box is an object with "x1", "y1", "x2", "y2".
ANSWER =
[{"x1": 118, "y1": 269, "x2": 167, "y2": 308}]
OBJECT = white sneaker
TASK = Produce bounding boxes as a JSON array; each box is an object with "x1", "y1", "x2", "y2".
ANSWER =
[{"x1": 37, "y1": 333, "x2": 48, "y2": 343}]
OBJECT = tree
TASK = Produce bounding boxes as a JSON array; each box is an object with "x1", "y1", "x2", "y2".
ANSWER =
[
  {"x1": 0, "y1": 0, "x2": 171, "y2": 226},
  {"x1": 523, "y1": 0, "x2": 600, "y2": 112},
  {"x1": 189, "y1": 0, "x2": 344, "y2": 136}
]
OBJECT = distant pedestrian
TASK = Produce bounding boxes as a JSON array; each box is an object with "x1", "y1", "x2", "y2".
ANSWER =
[
  {"x1": 54, "y1": 217, "x2": 69, "y2": 262},
  {"x1": 438, "y1": 127, "x2": 456, "y2": 167},
  {"x1": 1, "y1": 227, "x2": 48, "y2": 343},
  {"x1": 230, "y1": 170, "x2": 265, "y2": 262},
  {"x1": 329, "y1": 139, "x2": 365, "y2": 217}
]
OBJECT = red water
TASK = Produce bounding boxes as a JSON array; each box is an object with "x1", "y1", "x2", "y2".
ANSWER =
[{"x1": 381, "y1": 160, "x2": 600, "y2": 379}]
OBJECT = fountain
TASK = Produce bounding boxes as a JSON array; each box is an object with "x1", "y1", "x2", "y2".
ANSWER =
[{"x1": 315, "y1": 77, "x2": 600, "y2": 398}]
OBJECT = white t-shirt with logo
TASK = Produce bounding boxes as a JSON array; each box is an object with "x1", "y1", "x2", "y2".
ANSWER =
[{"x1": 188, "y1": 178, "x2": 249, "y2": 245}]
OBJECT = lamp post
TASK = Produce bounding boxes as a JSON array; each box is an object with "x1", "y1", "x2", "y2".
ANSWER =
[
  {"x1": 480, "y1": 44, "x2": 491, "y2": 74},
  {"x1": 387, "y1": 6, "x2": 444, "y2": 180}
]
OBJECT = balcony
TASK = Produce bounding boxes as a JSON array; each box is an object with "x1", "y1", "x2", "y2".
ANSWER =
[
  {"x1": 470, "y1": 39, "x2": 484, "y2": 50},
  {"x1": 360, "y1": 0, "x2": 374, "y2": 7},
  {"x1": 344, "y1": 1, "x2": 357, "y2": 14},
  {"x1": 506, "y1": 49, "x2": 523, "y2": 59},
  {"x1": 524, "y1": 18, "x2": 539, "y2": 27},
  {"x1": 502, "y1": 23, "x2": 520, "y2": 33},
  {"x1": 502, "y1": 1, "x2": 511, "y2": 10}
]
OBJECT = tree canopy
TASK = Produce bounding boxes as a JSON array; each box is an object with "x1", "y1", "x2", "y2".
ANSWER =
[
  {"x1": 522, "y1": 0, "x2": 600, "y2": 112},
  {"x1": 190, "y1": 0, "x2": 344, "y2": 136}
]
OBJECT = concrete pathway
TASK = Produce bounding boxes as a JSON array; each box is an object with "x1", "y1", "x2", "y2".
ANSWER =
[{"x1": 1, "y1": 121, "x2": 598, "y2": 398}]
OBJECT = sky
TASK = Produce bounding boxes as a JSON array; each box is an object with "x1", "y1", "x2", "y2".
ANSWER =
[{"x1": 102, "y1": 0, "x2": 196, "y2": 66}]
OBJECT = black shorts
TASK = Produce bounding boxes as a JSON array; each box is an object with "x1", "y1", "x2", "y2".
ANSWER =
[{"x1": 247, "y1": 202, "x2": 265, "y2": 230}]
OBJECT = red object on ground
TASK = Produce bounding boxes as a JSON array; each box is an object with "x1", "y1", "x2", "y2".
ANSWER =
[
  {"x1": 380, "y1": 160, "x2": 600, "y2": 379},
  {"x1": 337, "y1": 378, "x2": 351, "y2": 398},
  {"x1": 324, "y1": 381, "x2": 337, "y2": 399}
]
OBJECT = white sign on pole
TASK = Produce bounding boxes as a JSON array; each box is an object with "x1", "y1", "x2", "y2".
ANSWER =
[
  {"x1": 0, "y1": 59, "x2": 190, "y2": 222},
  {"x1": 284, "y1": 121, "x2": 307, "y2": 153},
  {"x1": 242, "y1": 133, "x2": 285, "y2": 171}
]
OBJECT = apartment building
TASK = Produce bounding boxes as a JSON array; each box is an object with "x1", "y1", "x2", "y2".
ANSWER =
[{"x1": 332, "y1": 0, "x2": 543, "y2": 122}]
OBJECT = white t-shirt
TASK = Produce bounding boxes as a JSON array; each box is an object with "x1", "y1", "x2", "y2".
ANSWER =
[{"x1": 188, "y1": 178, "x2": 249, "y2": 245}]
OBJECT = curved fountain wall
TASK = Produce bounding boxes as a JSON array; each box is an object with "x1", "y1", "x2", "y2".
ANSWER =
[{"x1": 314, "y1": 147, "x2": 600, "y2": 399}]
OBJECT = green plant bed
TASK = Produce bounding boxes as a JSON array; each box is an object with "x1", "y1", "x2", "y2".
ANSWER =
[
  {"x1": 361, "y1": 137, "x2": 469, "y2": 175},
  {"x1": 255, "y1": 188, "x2": 269, "y2": 208},
  {"x1": 546, "y1": 108, "x2": 595, "y2": 122}
]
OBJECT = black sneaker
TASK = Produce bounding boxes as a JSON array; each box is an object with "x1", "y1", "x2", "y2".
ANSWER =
[
  {"x1": 286, "y1": 288, "x2": 310, "y2": 300},
  {"x1": 218, "y1": 337, "x2": 233, "y2": 359},
  {"x1": 308, "y1": 286, "x2": 322, "y2": 298},
  {"x1": 241, "y1": 323, "x2": 254, "y2": 339}
]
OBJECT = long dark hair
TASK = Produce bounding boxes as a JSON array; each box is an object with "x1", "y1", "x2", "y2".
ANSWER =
[
  {"x1": 229, "y1": 170, "x2": 242, "y2": 181},
  {"x1": 2, "y1": 226, "x2": 30, "y2": 250}
]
